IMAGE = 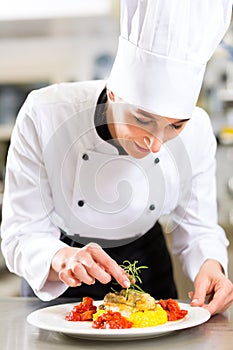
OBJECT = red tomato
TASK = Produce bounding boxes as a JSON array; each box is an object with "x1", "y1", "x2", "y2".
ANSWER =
[
  {"x1": 65, "y1": 297, "x2": 97, "y2": 322},
  {"x1": 92, "y1": 310, "x2": 133, "y2": 329},
  {"x1": 158, "y1": 299, "x2": 188, "y2": 321}
]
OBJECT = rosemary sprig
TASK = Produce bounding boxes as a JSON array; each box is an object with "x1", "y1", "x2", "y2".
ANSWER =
[
  {"x1": 111, "y1": 260, "x2": 148, "y2": 296},
  {"x1": 120, "y1": 260, "x2": 148, "y2": 293}
]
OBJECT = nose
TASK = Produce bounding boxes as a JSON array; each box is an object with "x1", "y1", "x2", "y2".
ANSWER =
[{"x1": 144, "y1": 136, "x2": 162, "y2": 153}]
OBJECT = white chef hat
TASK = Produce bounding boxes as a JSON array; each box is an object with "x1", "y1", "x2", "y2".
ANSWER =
[{"x1": 107, "y1": 0, "x2": 232, "y2": 119}]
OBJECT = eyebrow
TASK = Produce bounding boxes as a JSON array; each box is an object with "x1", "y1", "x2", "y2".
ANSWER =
[{"x1": 136, "y1": 109, "x2": 190, "y2": 123}]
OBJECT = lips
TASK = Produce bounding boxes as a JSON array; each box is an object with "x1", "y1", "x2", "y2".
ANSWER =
[{"x1": 134, "y1": 141, "x2": 150, "y2": 153}]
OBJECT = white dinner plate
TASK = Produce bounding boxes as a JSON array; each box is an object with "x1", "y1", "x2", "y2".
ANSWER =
[{"x1": 27, "y1": 301, "x2": 211, "y2": 341}]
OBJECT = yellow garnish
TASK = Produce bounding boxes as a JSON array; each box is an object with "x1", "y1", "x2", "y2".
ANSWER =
[{"x1": 129, "y1": 307, "x2": 168, "y2": 328}]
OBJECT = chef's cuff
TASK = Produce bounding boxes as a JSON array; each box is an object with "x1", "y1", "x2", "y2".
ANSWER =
[
  {"x1": 181, "y1": 240, "x2": 229, "y2": 281},
  {"x1": 31, "y1": 239, "x2": 69, "y2": 301},
  {"x1": 34, "y1": 280, "x2": 69, "y2": 301}
]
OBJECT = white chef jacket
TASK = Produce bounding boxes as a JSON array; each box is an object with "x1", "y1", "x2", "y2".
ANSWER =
[{"x1": 0, "y1": 80, "x2": 229, "y2": 301}]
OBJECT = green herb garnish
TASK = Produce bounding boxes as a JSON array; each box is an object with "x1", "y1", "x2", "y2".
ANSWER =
[{"x1": 111, "y1": 260, "x2": 148, "y2": 295}]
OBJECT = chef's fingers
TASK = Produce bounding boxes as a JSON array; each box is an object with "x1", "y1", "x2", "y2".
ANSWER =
[
  {"x1": 70, "y1": 261, "x2": 95, "y2": 285},
  {"x1": 83, "y1": 243, "x2": 130, "y2": 288},
  {"x1": 190, "y1": 280, "x2": 209, "y2": 307},
  {"x1": 59, "y1": 268, "x2": 82, "y2": 287},
  {"x1": 204, "y1": 291, "x2": 225, "y2": 315},
  {"x1": 75, "y1": 249, "x2": 111, "y2": 284},
  {"x1": 189, "y1": 289, "x2": 213, "y2": 308},
  {"x1": 52, "y1": 244, "x2": 130, "y2": 288},
  {"x1": 188, "y1": 291, "x2": 194, "y2": 300},
  {"x1": 203, "y1": 279, "x2": 233, "y2": 315}
]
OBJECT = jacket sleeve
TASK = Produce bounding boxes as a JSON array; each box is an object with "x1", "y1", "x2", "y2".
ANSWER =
[
  {"x1": 171, "y1": 108, "x2": 229, "y2": 281},
  {"x1": 0, "y1": 92, "x2": 69, "y2": 301}
]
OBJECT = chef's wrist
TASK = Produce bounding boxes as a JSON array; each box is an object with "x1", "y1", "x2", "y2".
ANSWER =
[{"x1": 202, "y1": 259, "x2": 225, "y2": 274}]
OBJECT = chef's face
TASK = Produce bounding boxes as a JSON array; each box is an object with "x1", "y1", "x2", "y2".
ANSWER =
[{"x1": 106, "y1": 91, "x2": 189, "y2": 159}]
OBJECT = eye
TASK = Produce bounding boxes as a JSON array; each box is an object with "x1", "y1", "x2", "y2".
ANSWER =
[
  {"x1": 134, "y1": 116, "x2": 152, "y2": 125},
  {"x1": 169, "y1": 123, "x2": 183, "y2": 130}
]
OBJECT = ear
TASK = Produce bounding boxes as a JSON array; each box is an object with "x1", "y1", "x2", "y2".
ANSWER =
[{"x1": 107, "y1": 89, "x2": 116, "y2": 102}]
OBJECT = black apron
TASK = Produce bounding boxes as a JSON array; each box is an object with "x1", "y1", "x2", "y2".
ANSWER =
[{"x1": 21, "y1": 222, "x2": 178, "y2": 300}]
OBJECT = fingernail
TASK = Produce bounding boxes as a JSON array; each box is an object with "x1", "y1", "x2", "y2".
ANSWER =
[
  {"x1": 124, "y1": 280, "x2": 131, "y2": 288},
  {"x1": 191, "y1": 298, "x2": 199, "y2": 304}
]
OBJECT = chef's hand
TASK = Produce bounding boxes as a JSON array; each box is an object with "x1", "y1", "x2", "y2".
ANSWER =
[
  {"x1": 188, "y1": 259, "x2": 233, "y2": 315},
  {"x1": 48, "y1": 242, "x2": 131, "y2": 289}
]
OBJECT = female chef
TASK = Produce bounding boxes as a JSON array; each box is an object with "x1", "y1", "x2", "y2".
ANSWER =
[{"x1": 1, "y1": 0, "x2": 233, "y2": 315}]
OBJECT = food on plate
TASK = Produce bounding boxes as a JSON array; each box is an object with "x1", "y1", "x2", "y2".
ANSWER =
[
  {"x1": 92, "y1": 290, "x2": 188, "y2": 329},
  {"x1": 64, "y1": 291, "x2": 188, "y2": 329},
  {"x1": 92, "y1": 310, "x2": 133, "y2": 329},
  {"x1": 64, "y1": 260, "x2": 188, "y2": 328},
  {"x1": 128, "y1": 309, "x2": 168, "y2": 328},
  {"x1": 158, "y1": 298, "x2": 188, "y2": 321},
  {"x1": 95, "y1": 289, "x2": 167, "y2": 328},
  {"x1": 65, "y1": 296, "x2": 97, "y2": 321},
  {"x1": 98, "y1": 288, "x2": 158, "y2": 316}
]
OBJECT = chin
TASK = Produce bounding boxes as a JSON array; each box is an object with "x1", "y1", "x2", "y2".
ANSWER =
[
  {"x1": 126, "y1": 149, "x2": 148, "y2": 159},
  {"x1": 133, "y1": 153, "x2": 148, "y2": 159},
  {"x1": 119, "y1": 140, "x2": 149, "y2": 159}
]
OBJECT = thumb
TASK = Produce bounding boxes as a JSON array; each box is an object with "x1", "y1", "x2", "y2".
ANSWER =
[{"x1": 189, "y1": 284, "x2": 207, "y2": 307}]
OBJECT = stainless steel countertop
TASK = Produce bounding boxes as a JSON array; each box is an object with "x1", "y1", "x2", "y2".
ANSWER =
[{"x1": 1, "y1": 297, "x2": 233, "y2": 349}]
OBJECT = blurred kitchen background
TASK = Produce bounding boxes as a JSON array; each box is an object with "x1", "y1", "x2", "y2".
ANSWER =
[{"x1": 0, "y1": 0, "x2": 232, "y2": 299}]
